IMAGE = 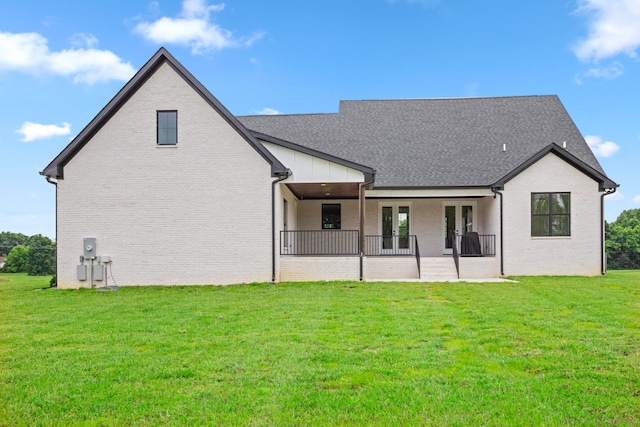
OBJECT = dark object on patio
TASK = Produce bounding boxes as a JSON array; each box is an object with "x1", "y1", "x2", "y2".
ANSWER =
[{"x1": 461, "y1": 232, "x2": 482, "y2": 256}]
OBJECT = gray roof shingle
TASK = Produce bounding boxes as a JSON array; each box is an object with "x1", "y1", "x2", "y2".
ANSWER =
[{"x1": 238, "y1": 95, "x2": 611, "y2": 188}]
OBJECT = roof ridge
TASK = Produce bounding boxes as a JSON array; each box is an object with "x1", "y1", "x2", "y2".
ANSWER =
[
  {"x1": 239, "y1": 112, "x2": 338, "y2": 118},
  {"x1": 339, "y1": 95, "x2": 557, "y2": 103}
]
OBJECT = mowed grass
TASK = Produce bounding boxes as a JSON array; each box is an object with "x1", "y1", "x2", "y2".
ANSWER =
[{"x1": 1, "y1": 273, "x2": 639, "y2": 426}]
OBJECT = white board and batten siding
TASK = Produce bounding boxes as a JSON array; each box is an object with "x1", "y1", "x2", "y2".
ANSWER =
[{"x1": 262, "y1": 142, "x2": 365, "y2": 183}]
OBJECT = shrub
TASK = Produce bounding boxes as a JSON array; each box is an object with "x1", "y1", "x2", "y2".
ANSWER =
[
  {"x1": 25, "y1": 235, "x2": 56, "y2": 276},
  {"x1": 3, "y1": 245, "x2": 29, "y2": 273}
]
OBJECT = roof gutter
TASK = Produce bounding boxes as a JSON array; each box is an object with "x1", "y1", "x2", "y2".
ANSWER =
[
  {"x1": 491, "y1": 186, "x2": 504, "y2": 276},
  {"x1": 272, "y1": 169, "x2": 291, "y2": 283},
  {"x1": 44, "y1": 175, "x2": 58, "y2": 285},
  {"x1": 601, "y1": 186, "x2": 617, "y2": 275}
]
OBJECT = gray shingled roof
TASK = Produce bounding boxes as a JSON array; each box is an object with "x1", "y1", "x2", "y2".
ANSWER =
[{"x1": 238, "y1": 96, "x2": 610, "y2": 188}]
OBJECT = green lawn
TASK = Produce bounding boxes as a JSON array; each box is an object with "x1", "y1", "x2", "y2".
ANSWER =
[{"x1": 1, "y1": 273, "x2": 639, "y2": 426}]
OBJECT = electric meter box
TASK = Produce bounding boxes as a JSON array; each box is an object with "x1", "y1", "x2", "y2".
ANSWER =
[
  {"x1": 83, "y1": 238, "x2": 96, "y2": 259},
  {"x1": 77, "y1": 265, "x2": 87, "y2": 281},
  {"x1": 94, "y1": 265, "x2": 104, "y2": 281}
]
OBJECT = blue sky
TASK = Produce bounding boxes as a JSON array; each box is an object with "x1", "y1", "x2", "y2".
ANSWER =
[{"x1": 1, "y1": 0, "x2": 638, "y2": 239}]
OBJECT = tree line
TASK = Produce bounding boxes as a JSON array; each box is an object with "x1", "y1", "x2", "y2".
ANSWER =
[
  {"x1": 606, "y1": 208, "x2": 640, "y2": 270},
  {"x1": 0, "y1": 232, "x2": 56, "y2": 276}
]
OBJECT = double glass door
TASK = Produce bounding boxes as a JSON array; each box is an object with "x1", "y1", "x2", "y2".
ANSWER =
[
  {"x1": 380, "y1": 203, "x2": 411, "y2": 253},
  {"x1": 443, "y1": 202, "x2": 476, "y2": 254}
]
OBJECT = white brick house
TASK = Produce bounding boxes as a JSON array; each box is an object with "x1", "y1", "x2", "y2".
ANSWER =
[{"x1": 41, "y1": 48, "x2": 617, "y2": 288}]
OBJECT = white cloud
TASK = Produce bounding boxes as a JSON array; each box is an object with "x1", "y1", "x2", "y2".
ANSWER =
[
  {"x1": 573, "y1": 0, "x2": 640, "y2": 62},
  {"x1": 606, "y1": 191, "x2": 624, "y2": 201},
  {"x1": 584, "y1": 63, "x2": 623, "y2": 79},
  {"x1": 255, "y1": 107, "x2": 281, "y2": 115},
  {"x1": 70, "y1": 33, "x2": 99, "y2": 48},
  {"x1": 134, "y1": 0, "x2": 264, "y2": 54},
  {"x1": 148, "y1": 0, "x2": 161, "y2": 14},
  {"x1": 16, "y1": 122, "x2": 71, "y2": 142},
  {"x1": 585, "y1": 135, "x2": 620, "y2": 157},
  {"x1": 49, "y1": 49, "x2": 135, "y2": 84},
  {"x1": 182, "y1": 0, "x2": 225, "y2": 16},
  {"x1": 634, "y1": 195, "x2": 640, "y2": 203},
  {"x1": 0, "y1": 31, "x2": 135, "y2": 84}
]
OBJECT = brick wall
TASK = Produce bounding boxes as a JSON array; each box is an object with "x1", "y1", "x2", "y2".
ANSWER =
[
  {"x1": 364, "y1": 257, "x2": 418, "y2": 280},
  {"x1": 56, "y1": 62, "x2": 274, "y2": 287},
  {"x1": 279, "y1": 256, "x2": 360, "y2": 282},
  {"x1": 458, "y1": 257, "x2": 500, "y2": 278},
  {"x1": 503, "y1": 153, "x2": 602, "y2": 276}
]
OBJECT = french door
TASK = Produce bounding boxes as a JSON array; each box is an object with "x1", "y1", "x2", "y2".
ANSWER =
[
  {"x1": 379, "y1": 203, "x2": 412, "y2": 254},
  {"x1": 443, "y1": 202, "x2": 476, "y2": 254}
]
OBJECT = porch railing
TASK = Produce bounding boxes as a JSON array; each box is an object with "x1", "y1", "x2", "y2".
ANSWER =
[
  {"x1": 281, "y1": 231, "x2": 422, "y2": 257},
  {"x1": 363, "y1": 235, "x2": 418, "y2": 256},
  {"x1": 280, "y1": 230, "x2": 359, "y2": 255},
  {"x1": 455, "y1": 233, "x2": 496, "y2": 257}
]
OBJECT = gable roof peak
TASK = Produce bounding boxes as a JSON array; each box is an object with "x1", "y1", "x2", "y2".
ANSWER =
[
  {"x1": 494, "y1": 142, "x2": 618, "y2": 191},
  {"x1": 41, "y1": 48, "x2": 287, "y2": 179}
]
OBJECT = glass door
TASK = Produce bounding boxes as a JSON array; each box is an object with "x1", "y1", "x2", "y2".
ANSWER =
[
  {"x1": 397, "y1": 206, "x2": 410, "y2": 250},
  {"x1": 443, "y1": 202, "x2": 476, "y2": 254},
  {"x1": 283, "y1": 199, "x2": 289, "y2": 251},
  {"x1": 379, "y1": 203, "x2": 411, "y2": 254},
  {"x1": 444, "y1": 205, "x2": 456, "y2": 253},
  {"x1": 382, "y1": 206, "x2": 394, "y2": 251}
]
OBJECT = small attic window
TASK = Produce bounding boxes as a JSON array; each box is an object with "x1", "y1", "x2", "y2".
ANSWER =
[{"x1": 157, "y1": 111, "x2": 177, "y2": 145}]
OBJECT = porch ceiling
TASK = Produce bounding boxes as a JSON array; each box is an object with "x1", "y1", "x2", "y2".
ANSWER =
[{"x1": 287, "y1": 182, "x2": 360, "y2": 199}]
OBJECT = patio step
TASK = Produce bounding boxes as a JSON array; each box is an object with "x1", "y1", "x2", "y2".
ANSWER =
[{"x1": 420, "y1": 257, "x2": 458, "y2": 280}]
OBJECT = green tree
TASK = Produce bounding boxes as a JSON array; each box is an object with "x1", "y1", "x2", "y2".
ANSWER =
[
  {"x1": 0, "y1": 231, "x2": 29, "y2": 256},
  {"x1": 606, "y1": 209, "x2": 640, "y2": 270},
  {"x1": 3, "y1": 245, "x2": 29, "y2": 273},
  {"x1": 26, "y1": 234, "x2": 56, "y2": 276}
]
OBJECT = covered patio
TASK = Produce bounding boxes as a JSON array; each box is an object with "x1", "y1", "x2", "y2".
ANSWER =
[
  {"x1": 261, "y1": 134, "x2": 501, "y2": 282},
  {"x1": 278, "y1": 181, "x2": 500, "y2": 281}
]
